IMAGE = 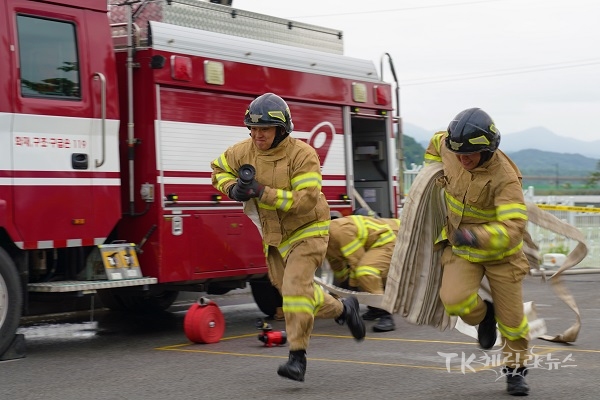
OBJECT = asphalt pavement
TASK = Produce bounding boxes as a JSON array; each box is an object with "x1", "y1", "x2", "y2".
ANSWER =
[{"x1": 1, "y1": 273, "x2": 599, "y2": 400}]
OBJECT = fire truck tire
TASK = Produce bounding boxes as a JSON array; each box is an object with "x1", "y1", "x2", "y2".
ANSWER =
[
  {"x1": 98, "y1": 289, "x2": 178, "y2": 313},
  {"x1": 183, "y1": 301, "x2": 225, "y2": 344},
  {"x1": 249, "y1": 279, "x2": 282, "y2": 318},
  {"x1": 0, "y1": 248, "x2": 23, "y2": 357}
]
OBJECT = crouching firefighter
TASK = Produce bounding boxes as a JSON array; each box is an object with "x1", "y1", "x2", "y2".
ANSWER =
[
  {"x1": 424, "y1": 108, "x2": 531, "y2": 396},
  {"x1": 210, "y1": 92, "x2": 366, "y2": 383},
  {"x1": 327, "y1": 211, "x2": 401, "y2": 332}
]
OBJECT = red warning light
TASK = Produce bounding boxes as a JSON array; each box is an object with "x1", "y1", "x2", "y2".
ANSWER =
[
  {"x1": 374, "y1": 85, "x2": 390, "y2": 105},
  {"x1": 171, "y1": 56, "x2": 192, "y2": 81}
]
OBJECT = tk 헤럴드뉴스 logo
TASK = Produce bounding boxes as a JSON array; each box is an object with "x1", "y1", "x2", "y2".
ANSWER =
[{"x1": 437, "y1": 344, "x2": 576, "y2": 380}]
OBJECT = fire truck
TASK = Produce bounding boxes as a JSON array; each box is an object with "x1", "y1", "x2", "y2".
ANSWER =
[{"x1": 0, "y1": 0, "x2": 399, "y2": 358}]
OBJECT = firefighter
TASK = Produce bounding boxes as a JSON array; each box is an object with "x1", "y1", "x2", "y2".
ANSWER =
[
  {"x1": 210, "y1": 92, "x2": 365, "y2": 382},
  {"x1": 424, "y1": 108, "x2": 531, "y2": 396},
  {"x1": 327, "y1": 210, "x2": 400, "y2": 332}
]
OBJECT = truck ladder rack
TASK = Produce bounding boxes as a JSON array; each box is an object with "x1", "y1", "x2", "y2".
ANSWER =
[{"x1": 27, "y1": 278, "x2": 157, "y2": 293}]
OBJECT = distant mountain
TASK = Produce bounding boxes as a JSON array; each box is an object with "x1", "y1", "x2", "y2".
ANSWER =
[
  {"x1": 506, "y1": 149, "x2": 597, "y2": 177},
  {"x1": 399, "y1": 123, "x2": 599, "y2": 179},
  {"x1": 502, "y1": 127, "x2": 600, "y2": 159},
  {"x1": 400, "y1": 123, "x2": 600, "y2": 160}
]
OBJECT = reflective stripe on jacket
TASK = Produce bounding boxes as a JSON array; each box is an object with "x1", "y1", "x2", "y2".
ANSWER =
[
  {"x1": 211, "y1": 136, "x2": 330, "y2": 247},
  {"x1": 424, "y1": 131, "x2": 528, "y2": 263},
  {"x1": 327, "y1": 215, "x2": 400, "y2": 270}
]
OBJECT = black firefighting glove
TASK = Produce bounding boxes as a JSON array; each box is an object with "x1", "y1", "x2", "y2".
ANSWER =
[
  {"x1": 228, "y1": 179, "x2": 265, "y2": 202},
  {"x1": 452, "y1": 228, "x2": 478, "y2": 247}
]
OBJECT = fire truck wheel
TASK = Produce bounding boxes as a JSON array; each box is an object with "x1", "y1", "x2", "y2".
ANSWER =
[
  {"x1": 98, "y1": 289, "x2": 178, "y2": 313},
  {"x1": 249, "y1": 279, "x2": 282, "y2": 318},
  {"x1": 0, "y1": 248, "x2": 23, "y2": 357}
]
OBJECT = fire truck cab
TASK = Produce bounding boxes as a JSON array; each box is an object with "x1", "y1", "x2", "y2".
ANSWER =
[{"x1": 0, "y1": 0, "x2": 398, "y2": 358}]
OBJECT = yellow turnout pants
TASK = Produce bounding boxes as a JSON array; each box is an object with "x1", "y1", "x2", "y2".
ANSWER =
[
  {"x1": 267, "y1": 237, "x2": 344, "y2": 351},
  {"x1": 439, "y1": 246, "x2": 530, "y2": 368}
]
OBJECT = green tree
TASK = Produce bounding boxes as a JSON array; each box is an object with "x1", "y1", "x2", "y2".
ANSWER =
[
  {"x1": 402, "y1": 135, "x2": 425, "y2": 167},
  {"x1": 586, "y1": 160, "x2": 600, "y2": 188}
]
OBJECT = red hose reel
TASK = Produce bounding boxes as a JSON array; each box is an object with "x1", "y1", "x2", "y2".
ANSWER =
[{"x1": 183, "y1": 298, "x2": 225, "y2": 344}]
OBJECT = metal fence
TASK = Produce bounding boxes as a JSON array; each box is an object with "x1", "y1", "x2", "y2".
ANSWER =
[
  {"x1": 403, "y1": 163, "x2": 423, "y2": 197},
  {"x1": 523, "y1": 188, "x2": 600, "y2": 270}
]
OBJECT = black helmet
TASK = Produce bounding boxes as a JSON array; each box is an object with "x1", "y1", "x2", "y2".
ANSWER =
[
  {"x1": 353, "y1": 207, "x2": 377, "y2": 217},
  {"x1": 445, "y1": 108, "x2": 500, "y2": 154},
  {"x1": 244, "y1": 93, "x2": 293, "y2": 134}
]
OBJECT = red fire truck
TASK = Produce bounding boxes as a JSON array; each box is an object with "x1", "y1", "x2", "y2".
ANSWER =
[{"x1": 0, "y1": 0, "x2": 399, "y2": 358}]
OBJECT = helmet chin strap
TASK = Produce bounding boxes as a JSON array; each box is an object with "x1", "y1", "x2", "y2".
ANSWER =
[
  {"x1": 269, "y1": 127, "x2": 288, "y2": 149},
  {"x1": 477, "y1": 151, "x2": 493, "y2": 167}
]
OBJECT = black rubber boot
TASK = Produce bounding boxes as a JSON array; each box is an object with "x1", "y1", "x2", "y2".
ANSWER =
[
  {"x1": 335, "y1": 296, "x2": 366, "y2": 341},
  {"x1": 277, "y1": 350, "x2": 307, "y2": 382},
  {"x1": 478, "y1": 300, "x2": 497, "y2": 350},
  {"x1": 373, "y1": 313, "x2": 396, "y2": 332},
  {"x1": 504, "y1": 367, "x2": 530, "y2": 396},
  {"x1": 361, "y1": 306, "x2": 388, "y2": 321}
]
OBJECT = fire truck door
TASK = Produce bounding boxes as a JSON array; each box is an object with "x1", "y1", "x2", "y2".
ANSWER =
[
  {"x1": 8, "y1": 4, "x2": 116, "y2": 243},
  {"x1": 351, "y1": 116, "x2": 394, "y2": 217}
]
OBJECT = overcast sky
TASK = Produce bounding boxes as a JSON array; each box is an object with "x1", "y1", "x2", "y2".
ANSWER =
[{"x1": 233, "y1": 0, "x2": 599, "y2": 142}]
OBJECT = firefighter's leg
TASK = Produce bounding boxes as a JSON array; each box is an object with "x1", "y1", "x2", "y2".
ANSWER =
[
  {"x1": 266, "y1": 246, "x2": 286, "y2": 321},
  {"x1": 266, "y1": 245, "x2": 285, "y2": 292},
  {"x1": 354, "y1": 245, "x2": 395, "y2": 331},
  {"x1": 439, "y1": 246, "x2": 487, "y2": 326},
  {"x1": 440, "y1": 248, "x2": 498, "y2": 349},
  {"x1": 277, "y1": 237, "x2": 343, "y2": 382},
  {"x1": 354, "y1": 245, "x2": 391, "y2": 295},
  {"x1": 485, "y1": 253, "x2": 530, "y2": 395},
  {"x1": 485, "y1": 253, "x2": 530, "y2": 369},
  {"x1": 281, "y1": 237, "x2": 341, "y2": 350}
]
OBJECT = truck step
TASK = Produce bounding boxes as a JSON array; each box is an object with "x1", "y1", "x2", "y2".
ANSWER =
[{"x1": 27, "y1": 278, "x2": 157, "y2": 293}]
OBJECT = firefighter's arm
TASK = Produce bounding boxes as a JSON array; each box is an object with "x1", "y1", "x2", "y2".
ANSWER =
[
  {"x1": 461, "y1": 181, "x2": 528, "y2": 251},
  {"x1": 336, "y1": 227, "x2": 366, "y2": 269},
  {"x1": 327, "y1": 225, "x2": 356, "y2": 285},
  {"x1": 259, "y1": 151, "x2": 322, "y2": 214},
  {"x1": 344, "y1": 247, "x2": 366, "y2": 270},
  {"x1": 424, "y1": 131, "x2": 445, "y2": 165},
  {"x1": 211, "y1": 151, "x2": 239, "y2": 198},
  {"x1": 327, "y1": 257, "x2": 346, "y2": 273},
  {"x1": 327, "y1": 257, "x2": 351, "y2": 284}
]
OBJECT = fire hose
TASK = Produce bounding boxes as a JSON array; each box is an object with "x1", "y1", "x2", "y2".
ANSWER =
[{"x1": 316, "y1": 163, "x2": 588, "y2": 344}]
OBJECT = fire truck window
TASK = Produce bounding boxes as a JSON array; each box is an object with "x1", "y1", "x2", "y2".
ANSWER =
[{"x1": 16, "y1": 15, "x2": 81, "y2": 100}]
